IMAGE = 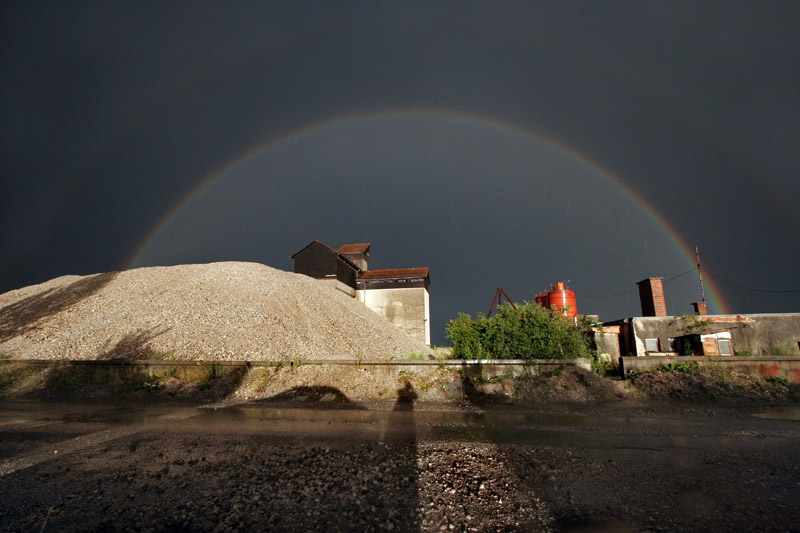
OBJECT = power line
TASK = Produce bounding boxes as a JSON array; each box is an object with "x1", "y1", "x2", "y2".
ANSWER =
[
  {"x1": 663, "y1": 267, "x2": 699, "y2": 283},
  {"x1": 702, "y1": 269, "x2": 800, "y2": 294},
  {"x1": 577, "y1": 264, "x2": 798, "y2": 300},
  {"x1": 580, "y1": 290, "x2": 636, "y2": 299},
  {"x1": 581, "y1": 267, "x2": 698, "y2": 300}
]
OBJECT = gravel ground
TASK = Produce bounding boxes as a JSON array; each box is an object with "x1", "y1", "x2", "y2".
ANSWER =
[
  {"x1": 0, "y1": 406, "x2": 554, "y2": 533},
  {"x1": 1, "y1": 400, "x2": 799, "y2": 532},
  {"x1": 0, "y1": 262, "x2": 431, "y2": 361}
]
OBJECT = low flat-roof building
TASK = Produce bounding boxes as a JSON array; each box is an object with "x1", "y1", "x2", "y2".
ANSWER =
[
  {"x1": 597, "y1": 314, "x2": 800, "y2": 358},
  {"x1": 593, "y1": 277, "x2": 799, "y2": 359}
]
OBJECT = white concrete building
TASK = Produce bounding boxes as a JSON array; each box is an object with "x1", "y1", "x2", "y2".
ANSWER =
[
  {"x1": 291, "y1": 241, "x2": 431, "y2": 345},
  {"x1": 356, "y1": 268, "x2": 431, "y2": 346}
]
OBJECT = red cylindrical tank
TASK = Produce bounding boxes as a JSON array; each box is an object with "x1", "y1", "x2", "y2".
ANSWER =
[
  {"x1": 547, "y1": 281, "x2": 577, "y2": 317},
  {"x1": 535, "y1": 291, "x2": 549, "y2": 307}
]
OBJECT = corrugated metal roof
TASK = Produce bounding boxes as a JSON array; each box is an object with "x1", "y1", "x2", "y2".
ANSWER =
[
  {"x1": 358, "y1": 268, "x2": 429, "y2": 280},
  {"x1": 337, "y1": 243, "x2": 371, "y2": 253}
]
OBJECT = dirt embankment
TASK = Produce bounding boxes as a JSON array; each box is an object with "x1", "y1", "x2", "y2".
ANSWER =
[
  {"x1": 224, "y1": 363, "x2": 800, "y2": 406},
  {"x1": 627, "y1": 365, "x2": 800, "y2": 404},
  {"x1": 3, "y1": 359, "x2": 799, "y2": 408}
]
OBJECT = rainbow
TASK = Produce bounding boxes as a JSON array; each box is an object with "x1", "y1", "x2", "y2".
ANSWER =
[{"x1": 125, "y1": 108, "x2": 731, "y2": 314}]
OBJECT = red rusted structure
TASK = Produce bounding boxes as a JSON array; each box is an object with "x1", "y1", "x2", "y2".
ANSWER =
[
  {"x1": 537, "y1": 281, "x2": 578, "y2": 317},
  {"x1": 487, "y1": 288, "x2": 516, "y2": 318}
]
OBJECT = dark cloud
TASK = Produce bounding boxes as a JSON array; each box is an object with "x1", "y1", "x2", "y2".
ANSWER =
[{"x1": 2, "y1": 1, "x2": 798, "y2": 344}]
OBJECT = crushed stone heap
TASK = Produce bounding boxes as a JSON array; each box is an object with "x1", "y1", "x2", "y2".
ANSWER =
[{"x1": 0, "y1": 262, "x2": 432, "y2": 361}]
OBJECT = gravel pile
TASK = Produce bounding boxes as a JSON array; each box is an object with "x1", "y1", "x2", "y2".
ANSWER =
[{"x1": 0, "y1": 262, "x2": 432, "y2": 361}]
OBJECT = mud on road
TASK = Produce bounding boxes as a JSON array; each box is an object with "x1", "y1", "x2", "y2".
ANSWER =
[{"x1": 1, "y1": 399, "x2": 799, "y2": 532}]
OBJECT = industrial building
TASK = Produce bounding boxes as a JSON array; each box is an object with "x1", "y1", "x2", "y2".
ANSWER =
[
  {"x1": 291, "y1": 241, "x2": 431, "y2": 345},
  {"x1": 595, "y1": 277, "x2": 800, "y2": 359}
]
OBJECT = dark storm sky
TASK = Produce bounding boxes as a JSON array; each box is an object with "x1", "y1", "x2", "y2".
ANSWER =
[{"x1": 2, "y1": 1, "x2": 799, "y2": 345}]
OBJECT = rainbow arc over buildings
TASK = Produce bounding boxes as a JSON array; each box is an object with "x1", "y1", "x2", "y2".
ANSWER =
[{"x1": 126, "y1": 109, "x2": 731, "y2": 315}]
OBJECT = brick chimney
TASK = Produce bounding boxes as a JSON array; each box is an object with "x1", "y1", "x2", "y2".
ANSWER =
[
  {"x1": 692, "y1": 301, "x2": 708, "y2": 316},
  {"x1": 637, "y1": 277, "x2": 667, "y2": 316}
]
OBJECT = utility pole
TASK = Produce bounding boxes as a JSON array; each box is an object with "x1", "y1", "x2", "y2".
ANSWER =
[{"x1": 696, "y1": 245, "x2": 706, "y2": 303}]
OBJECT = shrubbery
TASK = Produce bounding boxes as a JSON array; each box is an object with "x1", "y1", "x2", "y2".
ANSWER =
[{"x1": 445, "y1": 302, "x2": 593, "y2": 361}]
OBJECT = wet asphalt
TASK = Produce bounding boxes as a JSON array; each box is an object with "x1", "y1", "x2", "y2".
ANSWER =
[{"x1": 1, "y1": 399, "x2": 799, "y2": 531}]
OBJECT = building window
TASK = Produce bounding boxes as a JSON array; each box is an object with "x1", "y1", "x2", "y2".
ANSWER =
[
  {"x1": 718, "y1": 339, "x2": 733, "y2": 356},
  {"x1": 645, "y1": 338, "x2": 660, "y2": 352},
  {"x1": 667, "y1": 338, "x2": 677, "y2": 352}
]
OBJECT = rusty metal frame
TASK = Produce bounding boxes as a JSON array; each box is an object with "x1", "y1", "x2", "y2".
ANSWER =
[{"x1": 487, "y1": 287, "x2": 517, "y2": 318}]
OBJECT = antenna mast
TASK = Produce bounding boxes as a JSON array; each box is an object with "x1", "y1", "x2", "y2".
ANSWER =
[{"x1": 696, "y1": 245, "x2": 706, "y2": 303}]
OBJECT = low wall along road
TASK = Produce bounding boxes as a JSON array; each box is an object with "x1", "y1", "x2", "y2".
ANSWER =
[
  {"x1": 620, "y1": 355, "x2": 800, "y2": 383},
  {"x1": 0, "y1": 358, "x2": 590, "y2": 381}
]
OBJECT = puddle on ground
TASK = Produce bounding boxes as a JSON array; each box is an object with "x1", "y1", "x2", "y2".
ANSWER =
[
  {"x1": 753, "y1": 406, "x2": 800, "y2": 421},
  {"x1": 583, "y1": 445, "x2": 701, "y2": 466},
  {"x1": 4, "y1": 400, "x2": 797, "y2": 467},
  {"x1": 555, "y1": 516, "x2": 637, "y2": 533},
  {"x1": 0, "y1": 400, "x2": 202, "y2": 426}
]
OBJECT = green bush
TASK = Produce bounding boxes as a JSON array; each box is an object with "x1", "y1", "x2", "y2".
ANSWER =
[
  {"x1": 592, "y1": 358, "x2": 619, "y2": 377},
  {"x1": 445, "y1": 302, "x2": 592, "y2": 361},
  {"x1": 444, "y1": 312, "x2": 488, "y2": 359}
]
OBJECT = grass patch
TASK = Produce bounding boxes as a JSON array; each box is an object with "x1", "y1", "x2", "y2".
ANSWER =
[
  {"x1": 458, "y1": 368, "x2": 514, "y2": 385},
  {"x1": 398, "y1": 367, "x2": 456, "y2": 393},
  {"x1": 540, "y1": 366, "x2": 566, "y2": 378},
  {"x1": 242, "y1": 367, "x2": 272, "y2": 393},
  {"x1": 0, "y1": 363, "x2": 49, "y2": 395},
  {"x1": 280, "y1": 352, "x2": 308, "y2": 370},
  {"x1": 659, "y1": 362, "x2": 699, "y2": 374},
  {"x1": 771, "y1": 343, "x2": 797, "y2": 356},
  {"x1": 147, "y1": 349, "x2": 177, "y2": 361},
  {"x1": 431, "y1": 346, "x2": 453, "y2": 360},
  {"x1": 0, "y1": 361, "x2": 247, "y2": 400}
]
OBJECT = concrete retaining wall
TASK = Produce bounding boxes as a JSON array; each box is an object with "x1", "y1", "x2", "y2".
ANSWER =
[
  {"x1": 619, "y1": 356, "x2": 800, "y2": 383},
  {"x1": 0, "y1": 358, "x2": 590, "y2": 380}
]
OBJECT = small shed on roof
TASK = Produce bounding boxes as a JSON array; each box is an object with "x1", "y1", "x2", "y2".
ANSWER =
[{"x1": 337, "y1": 243, "x2": 370, "y2": 272}]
